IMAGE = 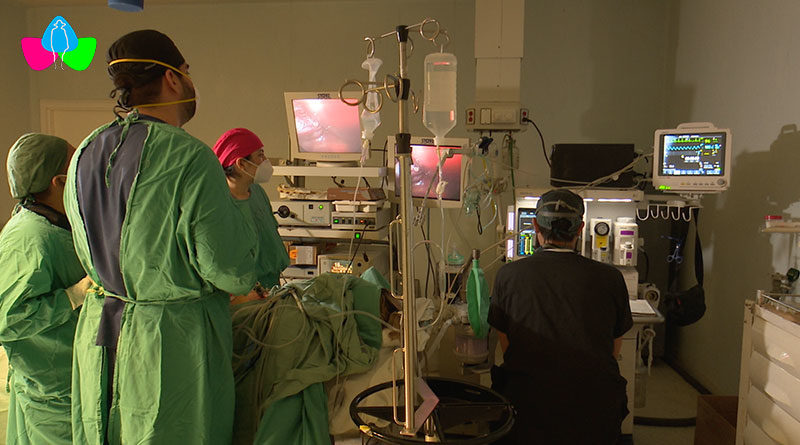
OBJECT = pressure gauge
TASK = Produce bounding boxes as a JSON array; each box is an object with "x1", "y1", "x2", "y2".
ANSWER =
[{"x1": 594, "y1": 221, "x2": 610, "y2": 236}]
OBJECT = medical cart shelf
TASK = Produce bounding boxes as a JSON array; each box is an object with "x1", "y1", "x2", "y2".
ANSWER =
[
  {"x1": 761, "y1": 227, "x2": 800, "y2": 233},
  {"x1": 278, "y1": 226, "x2": 388, "y2": 242},
  {"x1": 273, "y1": 165, "x2": 386, "y2": 178}
]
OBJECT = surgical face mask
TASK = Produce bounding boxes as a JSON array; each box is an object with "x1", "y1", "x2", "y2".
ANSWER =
[
  {"x1": 242, "y1": 158, "x2": 273, "y2": 183},
  {"x1": 180, "y1": 77, "x2": 197, "y2": 123}
]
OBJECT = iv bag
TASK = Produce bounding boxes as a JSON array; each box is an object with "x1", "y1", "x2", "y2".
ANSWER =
[
  {"x1": 361, "y1": 57, "x2": 382, "y2": 141},
  {"x1": 423, "y1": 52, "x2": 457, "y2": 145}
]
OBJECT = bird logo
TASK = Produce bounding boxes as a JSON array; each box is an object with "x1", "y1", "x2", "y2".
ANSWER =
[{"x1": 21, "y1": 16, "x2": 96, "y2": 71}]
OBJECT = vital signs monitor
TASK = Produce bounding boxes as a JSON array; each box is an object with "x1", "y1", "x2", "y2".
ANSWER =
[{"x1": 652, "y1": 122, "x2": 732, "y2": 193}]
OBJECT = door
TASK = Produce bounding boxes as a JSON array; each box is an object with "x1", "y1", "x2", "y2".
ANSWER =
[{"x1": 40, "y1": 99, "x2": 115, "y2": 148}]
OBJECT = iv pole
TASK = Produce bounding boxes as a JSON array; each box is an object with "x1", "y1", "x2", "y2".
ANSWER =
[
  {"x1": 394, "y1": 24, "x2": 419, "y2": 436},
  {"x1": 340, "y1": 19, "x2": 444, "y2": 437},
  {"x1": 341, "y1": 19, "x2": 515, "y2": 443}
]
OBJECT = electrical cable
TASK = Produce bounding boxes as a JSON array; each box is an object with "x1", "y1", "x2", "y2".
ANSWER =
[
  {"x1": 522, "y1": 116, "x2": 549, "y2": 167},
  {"x1": 633, "y1": 417, "x2": 696, "y2": 427},
  {"x1": 640, "y1": 249, "x2": 650, "y2": 282},
  {"x1": 410, "y1": 238, "x2": 449, "y2": 330},
  {"x1": 419, "y1": 216, "x2": 442, "y2": 299},
  {"x1": 476, "y1": 205, "x2": 483, "y2": 234},
  {"x1": 339, "y1": 173, "x2": 365, "y2": 386},
  {"x1": 549, "y1": 153, "x2": 654, "y2": 192},
  {"x1": 421, "y1": 213, "x2": 433, "y2": 298},
  {"x1": 345, "y1": 221, "x2": 370, "y2": 274},
  {"x1": 503, "y1": 133, "x2": 516, "y2": 191}
]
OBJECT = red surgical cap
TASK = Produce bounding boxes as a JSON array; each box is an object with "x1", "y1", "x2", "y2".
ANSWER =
[{"x1": 212, "y1": 128, "x2": 263, "y2": 168}]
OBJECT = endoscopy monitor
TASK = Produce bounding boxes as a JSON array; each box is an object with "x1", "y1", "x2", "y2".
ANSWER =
[
  {"x1": 652, "y1": 122, "x2": 732, "y2": 193},
  {"x1": 387, "y1": 135, "x2": 468, "y2": 209},
  {"x1": 285, "y1": 91, "x2": 363, "y2": 164}
]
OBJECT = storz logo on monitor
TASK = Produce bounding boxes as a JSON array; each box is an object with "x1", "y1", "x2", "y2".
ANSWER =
[
  {"x1": 421, "y1": 137, "x2": 435, "y2": 144},
  {"x1": 316, "y1": 93, "x2": 332, "y2": 99},
  {"x1": 21, "y1": 16, "x2": 96, "y2": 71}
]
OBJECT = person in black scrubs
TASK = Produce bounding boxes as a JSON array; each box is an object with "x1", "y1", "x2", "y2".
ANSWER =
[{"x1": 489, "y1": 189, "x2": 633, "y2": 445}]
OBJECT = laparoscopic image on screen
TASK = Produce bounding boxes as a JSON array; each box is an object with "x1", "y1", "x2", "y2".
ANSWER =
[
  {"x1": 660, "y1": 132, "x2": 725, "y2": 176},
  {"x1": 292, "y1": 98, "x2": 362, "y2": 153},
  {"x1": 395, "y1": 144, "x2": 463, "y2": 201}
]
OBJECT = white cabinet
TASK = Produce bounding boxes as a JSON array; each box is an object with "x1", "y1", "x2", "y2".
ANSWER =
[{"x1": 737, "y1": 293, "x2": 800, "y2": 445}]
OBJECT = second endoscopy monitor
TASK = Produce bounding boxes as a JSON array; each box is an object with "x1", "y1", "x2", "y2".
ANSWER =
[{"x1": 387, "y1": 135, "x2": 468, "y2": 209}]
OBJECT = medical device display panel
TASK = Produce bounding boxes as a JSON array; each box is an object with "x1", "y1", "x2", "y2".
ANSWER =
[
  {"x1": 517, "y1": 208, "x2": 536, "y2": 256},
  {"x1": 285, "y1": 92, "x2": 363, "y2": 162},
  {"x1": 652, "y1": 123, "x2": 731, "y2": 193},
  {"x1": 397, "y1": 144, "x2": 462, "y2": 200},
  {"x1": 387, "y1": 136, "x2": 468, "y2": 208},
  {"x1": 660, "y1": 133, "x2": 725, "y2": 176}
]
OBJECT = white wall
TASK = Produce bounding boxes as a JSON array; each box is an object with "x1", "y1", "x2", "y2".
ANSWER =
[
  {"x1": 20, "y1": 0, "x2": 674, "y2": 286},
  {"x1": 667, "y1": 0, "x2": 800, "y2": 394},
  {"x1": 0, "y1": 2, "x2": 32, "y2": 221}
]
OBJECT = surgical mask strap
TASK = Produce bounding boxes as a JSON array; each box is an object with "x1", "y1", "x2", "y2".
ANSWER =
[
  {"x1": 240, "y1": 158, "x2": 258, "y2": 180},
  {"x1": 107, "y1": 58, "x2": 196, "y2": 109},
  {"x1": 134, "y1": 97, "x2": 196, "y2": 109},
  {"x1": 108, "y1": 58, "x2": 192, "y2": 80}
]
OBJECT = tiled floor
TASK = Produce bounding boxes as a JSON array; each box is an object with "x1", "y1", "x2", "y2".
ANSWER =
[
  {"x1": 632, "y1": 360, "x2": 699, "y2": 444},
  {"x1": 336, "y1": 360, "x2": 702, "y2": 445}
]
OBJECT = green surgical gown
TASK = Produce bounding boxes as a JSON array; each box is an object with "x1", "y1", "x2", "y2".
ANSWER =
[
  {"x1": 64, "y1": 116, "x2": 257, "y2": 445},
  {"x1": 235, "y1": 184, "x2": 289, "y2": 288},
  {"x1": 0, "y1": 207, "x2": 84, "y2": 445}
]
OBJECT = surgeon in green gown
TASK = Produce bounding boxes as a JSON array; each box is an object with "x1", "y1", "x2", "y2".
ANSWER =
[
  {"x1": 212, "y1": 128, "x2": 290, "y2": 296},
  {"x1": 64, "y1": 30, "x2": 257, "y2": 445},
  {"x1": 0, "y1": 133, "x2": 92, "y2": 445}
]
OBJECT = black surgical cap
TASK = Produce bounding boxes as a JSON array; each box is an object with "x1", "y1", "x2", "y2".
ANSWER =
[
  {"x1": 106, "y1": 29, "x2": 185, "y2": 77},
  {"x1": 535, "y1": 189, "x2": 585, "y2": 235}
]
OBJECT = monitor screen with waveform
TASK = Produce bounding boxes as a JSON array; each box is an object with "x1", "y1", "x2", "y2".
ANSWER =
[{"x1": 660, "y1": 132, "x2": 726, "y2": 176}]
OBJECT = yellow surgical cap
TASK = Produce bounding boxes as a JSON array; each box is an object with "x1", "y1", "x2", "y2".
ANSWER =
[{"x1": 6, "y1": 133, "x2": 69, "y2": 200}]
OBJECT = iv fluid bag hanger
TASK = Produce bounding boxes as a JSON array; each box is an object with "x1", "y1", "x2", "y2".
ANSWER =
[{"x1": 423, "y1": 52, "x2": 457, "y2": 145}]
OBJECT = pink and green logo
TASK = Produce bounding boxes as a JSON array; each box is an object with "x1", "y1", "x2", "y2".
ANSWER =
[{"x1": 21, "y1": 16, "x2": 96, "y2": 71}]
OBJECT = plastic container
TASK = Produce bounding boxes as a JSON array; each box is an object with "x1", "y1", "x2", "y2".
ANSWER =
[
  {"x1": 423, "y1": 52, "x2": 457, "y2": 144},
  {"x1": 453, "y1": 323, "x2": 489, "y2": 365}
]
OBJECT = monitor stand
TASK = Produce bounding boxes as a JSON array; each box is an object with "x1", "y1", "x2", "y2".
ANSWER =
[{"x1": 315, "y1": 161, "x2": 359, "y2": 168}]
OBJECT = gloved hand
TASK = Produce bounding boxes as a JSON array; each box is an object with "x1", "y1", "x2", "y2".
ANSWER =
[
  {"x1": 66, "y1": 275, "x2": 93, "y2": 309},
  {"x1": 230, "y1": 282, "x2": 271, "y2": 306},
  {"x1": 230, "y1": 289, "x2": 262, "y2": 306}
]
